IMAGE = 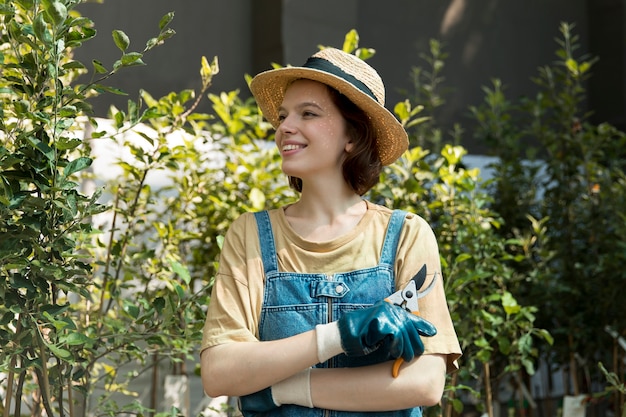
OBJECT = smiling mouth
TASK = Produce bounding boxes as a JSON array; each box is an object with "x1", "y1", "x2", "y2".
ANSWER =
[{"x1": 282, "y1": 144, "x2": 306, "y2": 152}]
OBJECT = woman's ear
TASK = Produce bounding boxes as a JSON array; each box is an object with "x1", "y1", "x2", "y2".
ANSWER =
[{"x1": 345, "y1": 140, "x2": 355, "y2": 153}]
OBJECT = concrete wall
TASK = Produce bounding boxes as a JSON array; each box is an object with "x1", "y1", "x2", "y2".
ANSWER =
[
  {"x1": 74, "y1": 0, "x2": 624, "y2": 154},
  {"x1": 74, "y1": 0, "x2": 254, "y2": 118},
  {"x1": 281, "y1": 0, "x2": 589, "y2": 153}
]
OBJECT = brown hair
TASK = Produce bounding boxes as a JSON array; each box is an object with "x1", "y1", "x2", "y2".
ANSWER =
[{"x1": 288, "y1": 85, "x2": 382, "y2": 196}]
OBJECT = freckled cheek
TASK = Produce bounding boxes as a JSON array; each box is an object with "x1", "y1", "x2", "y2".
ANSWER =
[{"x1": 318, "y1": 121, "x2": 340, "y2": 148}]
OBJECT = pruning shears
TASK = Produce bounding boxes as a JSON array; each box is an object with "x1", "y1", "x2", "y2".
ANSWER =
[{"x1": 384, "y1": 264, "x2": 438, "y2": 377}]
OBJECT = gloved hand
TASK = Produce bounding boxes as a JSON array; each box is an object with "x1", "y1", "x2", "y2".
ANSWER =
[
  {"x1": 238, "y1": 368, "x2": 313, "y2": 416},
  {"x1": 316, "y1": 301, "x2": 437, "y2": 363},
  {"x1": 238, "y1": 387, "x2": 276, "y2": 417},
  {"x1": 339, "y1": 301, "x2": 437, "y2": 361}
]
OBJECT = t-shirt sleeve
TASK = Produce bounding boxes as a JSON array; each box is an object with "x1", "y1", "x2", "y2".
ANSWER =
[
  {"x1": 395, "y1": 213, "x2": 462, "y2": 373},
  {"x1": 201, "y1": 213, "x2": 263, "y2": 351}
]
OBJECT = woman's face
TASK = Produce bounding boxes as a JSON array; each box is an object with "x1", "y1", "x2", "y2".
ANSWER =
[{"x1": 275, "y1": 79, "x2": 354, "y2": 182}]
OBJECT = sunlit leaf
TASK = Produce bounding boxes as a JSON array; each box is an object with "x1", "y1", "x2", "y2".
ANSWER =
[
  {"x1": 112, "y1": 29, "x2": 130, "y2": 52},
  {"x1": 169, "y1": 259, "x2": 191, "y2": 285},
  {"x1": 64, "y1": 156, "x2": 92, "y2": 177}
]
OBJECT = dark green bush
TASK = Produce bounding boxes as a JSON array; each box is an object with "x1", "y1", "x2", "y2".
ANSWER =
[{"x1": 471, "y1": 23, "x2": 626, "y2": 394}]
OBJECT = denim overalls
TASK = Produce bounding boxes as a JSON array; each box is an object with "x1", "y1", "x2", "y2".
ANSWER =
[{"x1": 253, "y1": 209, "x2": 422, "y2": 417}]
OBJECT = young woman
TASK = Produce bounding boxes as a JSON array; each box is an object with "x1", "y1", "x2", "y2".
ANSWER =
[{"x1": 200, "y1": 47, "x2": 462, "y2": 416}]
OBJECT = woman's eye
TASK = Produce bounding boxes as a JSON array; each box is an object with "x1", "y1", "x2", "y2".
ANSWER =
[
  {"x1": 302, "y1": 111, "x2": 317, "y2": 118},
  {"x1": 277, "y1": 114, "x2": 286, "y2": 122}
]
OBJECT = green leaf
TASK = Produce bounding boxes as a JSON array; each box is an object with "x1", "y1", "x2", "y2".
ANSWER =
[
  {"x1": 455, "y1": 253, "x2": 472, "y2": 263},
  {"x1": 33, "y1": 12, "x2": 52, "y2": 45},
  {"x1": 112, "y1": 29, "x2": 130, "y2": 52},
  {"x1": 502, "y1": 291, "x2": 521, "y2": 315},
  {"x1": 121, "y1": 52, "x2": 144, "y2": 66},
  {"x1": 342, "y1": 29, "x2": 359, "y2": 54},
  {"x1": 26, "y1": 136, "x2": 55, "y2": 160},
  {"x1": 153, "y1": 297, "x2": 166, "y2": 314},
  {"x1": 474, "y1": 337, "x2": 490, "y2": 348},
  {"x1": 355, "y1": 48, "x2": 375, "y2": 60},
  {"x1": 47, "y1": 343, "x2": 73, "y2": 360},
  {"x1": 565, "y1": 58, "x2": 578, "y2": 74},
  {"x1": 522, "y1": 358, "x2": 536, "y2": 375},
  {"x1": 59, "y1": 105, "x2": 77, "y2": 118},
  {"x1": 123, "y1": 300, "x2": 140, "y2": 319},
  {"x1": 114, "y1": 110, "x2": 125, "y2": 128},
  {"x1": 169, "y1": 259, "x2": 191, "y2": 284},
  {"x1": 40, "y1": 303, "x2": 71, "y2": 316},
  {"x1": 406, "y1": 116, "x2": 430, "y2": 129},
  {"x1": 476, "y1": 349, "x2": 491, "y2": 363},
  {"x1": 452, "y1": 398, "x2": 464, "y2": 413},
  {"x1": 92, "y1": 59, "x2": 108, "y2": 74},
  {"x1": 93, "y1": 84, "x2": 127, "y2": 95},
  {"x1": 157, "y1": 28, "x2": 175, "y2": 43},
  {"x1": 56, "y1": 137, "x2": 82, "y2": 151},
  {"x1": 579, "y1": 61, "x2": 592, "y2": 74},
  {"x1": 64, "y1": 156, "x2": 92, "y2": 177},
  {"x1": 394, "y1": 101, "x2": 410, "y2": 121},
  {"x1": 174, "y1": 283, "x2": 185, "y2": 300},
  {"x1": 45, "y1": 1, "x2": 67, "y2": 27},
  {"x1": 200, "y1": 55, "x2": 218, "y2": 82},
  {"x1": 538, "y1": 329, "x2": 554, "y2": 345},
  {"x1": 90, "y1": 130, "x2": 107, "y2": 138},
  {"x1": 159, "y1": 11, "x2": 174, "y2": 30},
  {"x1": 61, "y1": 332, "x2": 91, "y2": 346},
  {"x1": 14, "y1": 99, "x2": 30, "y2": 115},
  {"x1": 62, "y1": 60, "x2": 86, "y2": 70},
  {"x1": 497, "y1": 335, "x2": 511, "y2": 354}
]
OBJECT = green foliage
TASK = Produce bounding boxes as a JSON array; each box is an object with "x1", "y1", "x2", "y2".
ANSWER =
[
  {"x1": 369, "y1": 145, "x2": 551, "y2": 416},
  {"x1": 0, "y1": 1, "x2": 194, "y2": 415},
  {"x1": 471, "y1": 22, "x2": 626, "y2": 389},
  {"x1": 402, "y1": 38, "x2": 452, "y2": 154},
  {"x1": 2, "y1": 4, "x2": 623, "y2": 415},
  {"x1": 594, "y1": 361, "x2": 626, "y2": 417}
]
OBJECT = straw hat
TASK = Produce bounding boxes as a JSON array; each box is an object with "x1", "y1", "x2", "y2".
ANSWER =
[{"x1": 249, "y1": 48, "x2": 408, "y2": 166}]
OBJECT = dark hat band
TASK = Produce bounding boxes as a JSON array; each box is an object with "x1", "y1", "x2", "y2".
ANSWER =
[{"x1": 303, "y1": 57, "x2": 378, "y2": 102}]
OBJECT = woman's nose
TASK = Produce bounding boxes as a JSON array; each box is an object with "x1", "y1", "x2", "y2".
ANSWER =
[{"x1": 277, "y1": 114, "x2": 296, "y2": 135}]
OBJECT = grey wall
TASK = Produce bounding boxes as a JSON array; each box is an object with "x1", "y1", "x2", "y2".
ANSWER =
[
  {"x1": 74, "y1": 0, "x2": 254, "y2": 117},
  {"x1": 281, "y1": 0, "x2": 589, "y2": 153},
  {"x1": 74, "y1": 0, "x2": 625, "y2": 154}
]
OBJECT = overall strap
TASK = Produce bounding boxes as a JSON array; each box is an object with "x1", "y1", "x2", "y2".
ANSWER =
[
  {"x1": 379, "y1": 209, "x2": 407, "y2": 267},
  {"x1": 253, "y1": 211, "x2": 278, "y2": 275}
]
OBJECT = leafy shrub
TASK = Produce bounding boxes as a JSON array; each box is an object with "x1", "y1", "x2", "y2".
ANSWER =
[{"x1": 471, "y1": 22, "x2": 626, "y2": 396}]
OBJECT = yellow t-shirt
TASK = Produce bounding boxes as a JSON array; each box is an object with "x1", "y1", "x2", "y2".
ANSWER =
[{"x1": 202, "y1": 200, "x2": 462, "y2": 372}]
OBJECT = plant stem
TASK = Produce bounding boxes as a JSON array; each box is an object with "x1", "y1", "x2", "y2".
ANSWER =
[
  {"x1": 484, "y1": 361, "x2": 494, "y2": 417},
  {"x1": 35, "y1": 325, "x2": 55, "y2": 416},
  {"x1": 15, "y1": 370, "x2": 25, "y2": 417},
  {"x1": 4, "y1": 356, "x2": 14, "y2": 417},
  {"x1": 569, "y1": 333, "x2": 580, "y2": 395},
  {"x1": 34, "y1": 365, "x2": 55, "y2": 417},
  {"x1": 150, "y1": 352, "x2": 158, "y2": 417}
]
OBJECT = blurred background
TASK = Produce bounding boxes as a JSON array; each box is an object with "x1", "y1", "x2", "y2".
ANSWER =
[{"x1": 74, "y1": 0, "x2": 626, "y2": 156}]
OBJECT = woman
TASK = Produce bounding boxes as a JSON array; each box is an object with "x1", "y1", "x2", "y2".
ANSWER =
[{"x1": 200, "y1": 47, "x2": 462, "y2": 416}]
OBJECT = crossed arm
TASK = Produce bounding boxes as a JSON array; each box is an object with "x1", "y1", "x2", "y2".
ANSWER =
[{"x1": 200, "y1": 328, "x2": 447, "y2": 412}]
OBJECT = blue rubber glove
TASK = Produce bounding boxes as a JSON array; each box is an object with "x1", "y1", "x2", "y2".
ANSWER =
[
  {"x1": 238, "y1": 387, "x2": 277, "y2": 417},
  {"x1": 337, "y1": 301, "x2": 437, "y2": 362}
]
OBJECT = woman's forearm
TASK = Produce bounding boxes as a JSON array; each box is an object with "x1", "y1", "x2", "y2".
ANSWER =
[
  {"x1": 311, "y1": 354, "x2": 447, "y2": 411},
  {"x1": 201, "y1": 329, "x2": 319, "y2": 397},
  {"x1": 202, "y1": 331, "x2": 447, "y2": 412}
]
